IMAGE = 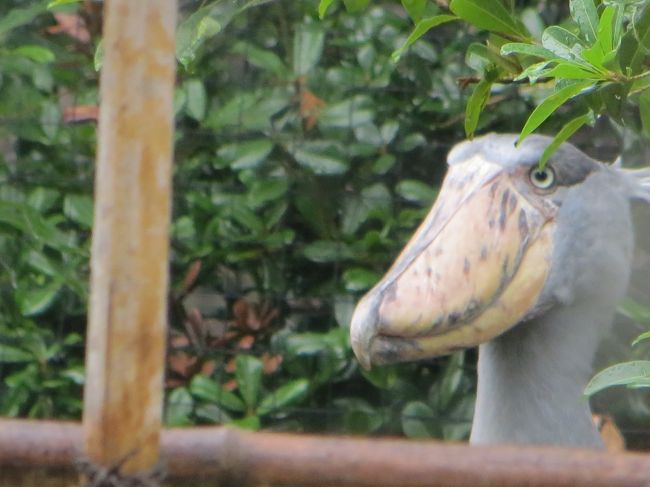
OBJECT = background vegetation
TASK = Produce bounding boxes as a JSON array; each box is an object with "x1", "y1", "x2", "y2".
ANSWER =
[{"x1": 0, "y1": 0, "x2": 649, "y2": 447}]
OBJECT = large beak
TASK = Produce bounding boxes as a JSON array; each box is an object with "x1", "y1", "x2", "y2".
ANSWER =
[{"x1": 350, "y1": 154, "x2": 556, "y2": 370}]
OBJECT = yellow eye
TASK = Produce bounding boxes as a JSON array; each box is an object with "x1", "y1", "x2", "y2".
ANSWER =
[{"x1": 529, "y1": 166, "x2": 556, "y2": 190}]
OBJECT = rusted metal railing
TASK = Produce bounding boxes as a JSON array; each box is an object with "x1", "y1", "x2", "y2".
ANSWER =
[{"x1": 2, "y1": 419, "x2": 650, "y2": 487}]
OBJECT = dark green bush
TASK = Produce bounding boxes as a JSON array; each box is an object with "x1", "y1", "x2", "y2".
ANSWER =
[{"x1": 1, "y1": 0, "x2": 649, "y2": 442}]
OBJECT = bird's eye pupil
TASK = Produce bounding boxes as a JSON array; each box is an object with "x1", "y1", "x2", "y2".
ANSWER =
[
  {"x1": 529, "y1": 166, "x2": 555, "y2": 189},
  {"x1": 533, "y1": 170, "x2": 547, "y2": 181}
]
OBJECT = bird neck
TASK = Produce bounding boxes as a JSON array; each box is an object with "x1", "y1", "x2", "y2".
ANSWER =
[{"x1": 470, "y1": 302, "x2": 615, "y2": 448}]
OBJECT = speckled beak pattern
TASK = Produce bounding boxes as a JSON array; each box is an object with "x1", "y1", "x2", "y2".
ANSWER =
[{"x1": 350, "y1": 154, "x2": 555, "y2": 370}]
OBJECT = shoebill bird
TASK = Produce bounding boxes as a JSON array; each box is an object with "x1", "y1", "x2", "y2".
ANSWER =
[{"x1": 350, "y1": 133, "x2": 650, "y2": 448}]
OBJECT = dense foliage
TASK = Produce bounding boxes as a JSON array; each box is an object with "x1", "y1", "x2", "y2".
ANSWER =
[{"x1": 0, "y1": 0, "x2": 649, "y2": 443}]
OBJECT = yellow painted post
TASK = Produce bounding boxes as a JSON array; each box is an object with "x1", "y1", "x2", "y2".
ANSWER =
[{"x1": 83, "y1": 0, "x2": 177, "y2": 475}]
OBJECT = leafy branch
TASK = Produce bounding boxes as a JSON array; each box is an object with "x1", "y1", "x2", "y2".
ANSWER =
[{"x1": 320, "y1": 0, "x2": 650, "y2": 164}]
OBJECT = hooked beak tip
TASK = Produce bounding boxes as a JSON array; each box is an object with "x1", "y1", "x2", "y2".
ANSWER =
[{"x1": 350, "y1": 295, "x2": 378, "y2": 371}]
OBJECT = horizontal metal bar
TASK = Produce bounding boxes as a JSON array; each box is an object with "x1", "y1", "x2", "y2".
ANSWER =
[{"x1": 1, "y1": 418, "x2": 650, "y2": 487}]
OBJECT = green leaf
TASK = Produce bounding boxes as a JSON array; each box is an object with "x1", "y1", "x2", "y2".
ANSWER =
[
  {"x1": 395, "y1": 180, "x2": 437, "y2": 205},
  {"x1": 517, "y1": 80, "x2": 596, "y2": 143},
  {"x1": 585, "y1": 361, "x2": 650, "y2": 396},
  {"x1": 47, "y1": 0, "x2": 82, "y2": 7},
  {"x1": 0, "y1": 344, "x2": 32, "y2": 363},
  {"x1": 94, "y1": 40, "x2": 104, "y2": 71},
  {"x1": 464, "y1": 72, "x2": 496, "y2": 138},
  {"x1": 449, "y1": 0, "x2": 527, "y2": 38},
  {"x1": 47, "y1": 0, "x2": 83, "y2": 9},
  {"x1": 218, "y1": 139, "x2": 273, "y2": 170},
  {"x1": 515, "y1": 60, "x2": 553, "y2": 83},
  {"x1": 195, "y1": 403, "x2": 232, "y2": 423},
  {"x1": 500, "y1": 42, "x2": 556, "y2": 59},
  {"x1": 318, "y1": 96, "x2": 374, "y2": 129},
  {"x1": 177, "y1": 7, "x2": 222, "y2": 68},
  {"x1": 618, "y1": 297, "x2": 650, "y2": 323},
  {"x1": 465, "y1": 43, "x2": 491, "y2": 72},
  {"x1": 632, "y1": 331, "x2": 650, "y2": 347},
  {"x1": 569, "y1": 0, "x2": 599, "y2": 44},
  {"x1": 209, "y1": 88, "x2": 289, "y2": 132},
  {"x1": 343, "y1": 268, "x2": 381, "y2": 292},
  {"x1": 435, "y1": 352, "x2": 465, "y2": 410},
  {"x1": 542, "y1": 26, "x2": 586, "y2": 61},
  {"x1": 62, "y1": 366, "x2": 85, "y2": 385},
  {"x1": 639, "y1": 89, "x2": 650, "y2": 138},
  {"x1": 229, "y1": 415, "x2": 261, "y2": 430},
  {"x1": 401, "y1": 401, "x2": 437, "y2": 438},
  {"x1": 227, "y1": 203, "x2": 265, "y2": 235},
  {"x1": 342, "y1": 0, "x2": 370, "y2": 14},
  {"x1": 27, "y1": 250, "x2": 59, "y2": 277},
  {"x1": 189, "y1": 375, "x2": 246, "y2": 413},
  {"x1": 521, "y1": 7, "x2": 544, "y2": 39},
  {"x1": 63, "y1": 194, "x2": 93, "y2": 228},
  {"x1": 611, "y1": 4, "x2": 624, "y2": 49},
  {"x1": 484, "y1": 37, "x2": 520, "y2": 74},
  {"x1": 246, "y1": 179, "x2": 288, "y2": 209},
  {"x1": 581, "y1": 6, "x2": 616, "y2": 68},
  {"x1": 538, "y1": 111, "x2": 594, "y2": 167},
  {"x1": 0, "y1": 201, "x2": 72, "y2": 251},
  {"x1": 185, "y1": 79, "x2": 207, "y2": 121},
  {"x1": 27, "y1": 187, "x2": 59, "y2": 212},
  {"x1": 401, "y1": 0, "x2": 429, "y2": 22},
  {"x1": 41, "y1": 102, "x2": 60, "y2": 141},
  {"x1": 634, "y1": 87, "x2": 650, "y2": 125},
  {"x1": 392, "y1": 15, "x2": 458, "y2": 62},
  {"x1": 12, "y1": 45, "x2": 55, "y2": 64},
  {"x1": 630, "y1": 6, "x2": 650, "y2": 73},
  {"x1": 18, "y1": 281, "x2": 63, "y2": 316},
  {"x1": 165, "y1": 387, "x2": 194, "y2": 426},
  {"x1": 334, "y1": 294, "x2": 356, "y2": 328},
  {"x1": 257, "y1": 379, "x2": 309, "y2": 416},
  {"x1": 303, "y1": 240, "x2": 354, "y2": 263},
  {"x1": 235, "y1": 355, "x2": 263, "y2": 409},
  {"x1": 293, "y1": 24, "x2": 325, "y2": 76},
  {"x1": 0, "y1": 3, "x2": 48, "y2": 36},
  {"x1": 292, "y1": 145, "x2": 348, "y2": 175},
  {"x1": 318, "y1": 0, "x2": 336, "y2": 19},
  {"x1": 284, "y1": 333, "x2": 331, "y2": 356},
  {"x1": 596, "y1": 6, "x2": 615, "y2": 55},
  {"x1": 231, "y1": 42, "x2": 287, "y2": 77},
  {"x1": 334, "y1": 398, "x2": 383, "y2": 434},
  {"x1": 341, "y1": 183, "x2": 391, "y2": 235},
  {"x1": 543, "y1": 60, "x2": 603, "y2": 79},
  {"x1": 176, "y1": 1, "x2": 270, "y2": 68},
  {"x1": 373, "y1": 154, "x2": 396, "y2": 175}
]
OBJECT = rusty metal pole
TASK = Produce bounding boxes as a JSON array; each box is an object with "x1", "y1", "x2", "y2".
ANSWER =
[
  {"x1": 83, "y1": 0, "x2": 177, "y2": 475},
  {"x1": 2, "y1": 420, "x2": 650, "y2": 487}
]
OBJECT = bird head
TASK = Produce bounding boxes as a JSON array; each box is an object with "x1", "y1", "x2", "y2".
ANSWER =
[{"x1": 350, "y1": 133, "x2": 644, "y2": 370}]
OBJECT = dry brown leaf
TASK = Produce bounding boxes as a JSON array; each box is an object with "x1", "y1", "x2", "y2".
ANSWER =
[
  {"x1": 180, "y1": 260, "x2": 202, "y2": 295},
  {"x1": 238, "y1": 335, "x2": 255, "y2": 350},
  {"x1": 225, "y1": 357, "x2": 236, "y2": 374},
  {"x1": 299, "y1": 88, "x2": 326, "y2": 131},
  {"x1": 200, "y1": 360, "x2": 217, "y2": 377},
  {"x1": 223, "y1": 379, "x2": 238, "y2": 392},
  {"x1": 232, "y1": 299, "x2": 249, "y2": 328},
  {"x1": 262, "y1": 353, "x2": 283, "y2": 374},
  {"x1": 166, "y1": 335, "x2": 198, "y2": 385},
  {"x1": 63, "y1": 105, "x2": 99, "y2": 123},
  {"x1": 593, "y1": 414, "x2": 626, "y2": 452},
  {"x1": 47, "y1": 13, "x2": 91, "y2": 43}
]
